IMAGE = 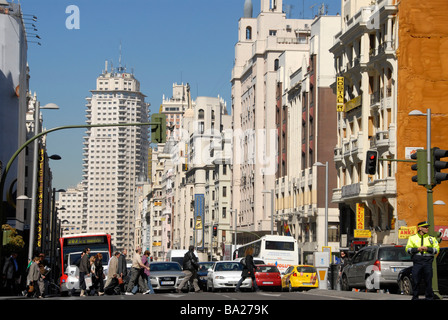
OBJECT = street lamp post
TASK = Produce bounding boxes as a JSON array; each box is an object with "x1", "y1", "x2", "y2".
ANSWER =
[
  {"x1": 230, "y1": 209, "x2": 237, "y2": 258},
  {"x1": 28, "y1": 102, "x2": 60, "y2": 261},
  {"x1": 314, "y1": 161, "x2": 329, "y2": 247},
  {"x1": 262, "y1": 189, "x2": 274, "y2": 235}
]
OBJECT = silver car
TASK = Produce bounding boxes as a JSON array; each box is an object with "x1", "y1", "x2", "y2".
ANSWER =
[
  {"x1": 341, "y1": 245, "x2": 413, "y2": 293},
  {"x1": 149, "y1": 262, "x2": 185, "y2": 292}
]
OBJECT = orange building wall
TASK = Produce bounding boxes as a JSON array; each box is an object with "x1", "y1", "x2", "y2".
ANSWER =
[{"x1": 396, "y1": 0, "x2": 448, "y2": 231}]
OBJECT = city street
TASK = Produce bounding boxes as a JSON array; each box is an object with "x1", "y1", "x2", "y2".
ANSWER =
[
  {"x1": 0, "y1": 289, "x2": 421, "y2": 301},
  {"x1": 0, "y1": 289, "x2": 440, "y2": 318}
]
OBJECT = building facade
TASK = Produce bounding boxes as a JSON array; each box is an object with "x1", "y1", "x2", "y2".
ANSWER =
[
  {"x1": 231, "y1": 0, "x2": 313, "y2": 243},
  {"x1": 275, "y1": 15, "x2": 341, "y2": 262},
  {"x1": 77, "y1": 62, "x2": 149, "y2": 251}
]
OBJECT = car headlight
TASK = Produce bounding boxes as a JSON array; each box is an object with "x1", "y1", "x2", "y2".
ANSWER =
[{"x1": 215, "y1": 276, "x2": 225, "y2": 280}]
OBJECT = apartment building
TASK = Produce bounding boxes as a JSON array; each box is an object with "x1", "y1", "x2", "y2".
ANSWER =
[
  {"x1": 330, "y1": 0, "x2": 403, "y2": 249},
  {"x1": 161, "y1": 83, "x2": 191, "y2": 141},
  {"x1": 0, "y1": 2, "x2": 29, "y2": 232},
  {"x1": 80, "y1": 62, "x2": 150, "y2": 251},
  {"x1": 231, "y1": 0, "x2": 313, "y2": 243},
  {"x1": 57, "y1": 183, "x2": 84, "y2": 235},
  {"x1": 148, "y1": 87, "x2": 232, "y2": 261},
  {"x1": 274, "y1": 15, "x2": 341, "y2": 262}
]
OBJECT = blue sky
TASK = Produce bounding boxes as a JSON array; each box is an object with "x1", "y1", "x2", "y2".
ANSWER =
[{"x1": 20, "y1": 0, "x2": 341, "y2": 190}]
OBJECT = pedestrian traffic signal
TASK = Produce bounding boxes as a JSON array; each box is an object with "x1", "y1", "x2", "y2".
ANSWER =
[
  {"x1": 365, "y1": 150, "x2": 378, "y2": 175},
  {"x1": 432, "y1": 147, "x2": 448, "y2": 184},
  {"x1": 151, "y1": 113, "x2": 166, "y2": 143},
  {"x1": 213, "y1": 225, "x2": 218, "y2": 237},
  {"x1": 411, "y1": 149, "x2": 427, "y2": 185}
]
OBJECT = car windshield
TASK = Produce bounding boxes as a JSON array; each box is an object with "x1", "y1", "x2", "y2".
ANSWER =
[
  {"x1": 150, "y1": 263, "x2": 182, "y2": 272},
  {"x1": 198, "y1": 263, "x2": 214, "y2": 271},
  {"x1": 257, "y1": 266, "x2": 279, "y2": 273},
  {"x1": 378, "y1": 246, "x2": 411, "y2": 261},
  {"x1": 296, "y1": 266, "x2": 316, "y2": 273},
  {"x1": 215, "y1": 262, "x2": 242, "y2": 271},
  {"x1": 68, "y1": 251, "x2": 109, "y2": 266}
]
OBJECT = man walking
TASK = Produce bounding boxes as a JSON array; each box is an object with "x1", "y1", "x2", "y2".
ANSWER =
[
  {"x1": 125, "y1": 247, "x2": 149, "y2": 295},
  {"x1": 405, "y1": 221, "x2": 440, "y2": 300},
  {"x1": 177, "y1": 245, "x2": 201, "y2": 293},
  {"x1": 79, "y1": 248, "x2": 91, "y2": 297}
]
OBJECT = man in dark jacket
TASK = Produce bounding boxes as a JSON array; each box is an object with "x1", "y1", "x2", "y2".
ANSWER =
[
  {"x1": 117, "y1": 249, "x2": 128, "y2": 293},
  {"x1": 235, "y1": 247, "x2": 260, "y2": 292},
  {"x1": 78, "y1": 248, "x2": 91, "y2": 296},
  {"x1": 176, "y1": 246, "x2": 201, "y2": 293}
]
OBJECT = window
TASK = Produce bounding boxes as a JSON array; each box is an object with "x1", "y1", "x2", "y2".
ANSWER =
[{"x1": 246, "y1": 26, "x2": 252, "y2": 40}]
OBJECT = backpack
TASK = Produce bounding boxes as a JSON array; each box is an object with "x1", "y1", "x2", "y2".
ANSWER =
[{"x1": 240, "y1": 257, "x2": 247, "y2": 267}]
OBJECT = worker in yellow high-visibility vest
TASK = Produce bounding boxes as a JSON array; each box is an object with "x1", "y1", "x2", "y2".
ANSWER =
[{"x1": 405, "y1": 221, "x2": 440, "y2": 300}]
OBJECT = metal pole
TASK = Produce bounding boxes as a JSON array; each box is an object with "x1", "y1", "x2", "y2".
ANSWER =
[
  {"x1": 270, "y1": 189, "x2": 274, "y2": 235},
  {"x1": 234, "y1": 209, "x2": 237, "y2": 257},
  {"x1": 427, "y1": 109, "x2": 431, "y2": 186},
  {"x1": 28, "y1": 101, "x2": 40, "y2": 261},
  {"x1": 325, "y1": 161, "x2": 329, "y2": 247},
  {"x1": 425, "y1": 108, "x2": 441, "y2": 299}
]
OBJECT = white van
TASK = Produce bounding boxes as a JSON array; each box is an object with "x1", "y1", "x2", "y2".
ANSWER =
[{"x1": 166, "y1": 249, "x2": 198, "y2": 267}]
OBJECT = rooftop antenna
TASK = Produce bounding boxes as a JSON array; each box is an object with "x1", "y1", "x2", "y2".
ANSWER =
[
  {"x1": 310, "y1": 3, "x2": 317, "y2": 17},
  {"x1": 118, "y1": 41, "x2": 124, "y2": 73},
  {"x1": 284, "y1": 4, "x2": 293, "y2": 18}
]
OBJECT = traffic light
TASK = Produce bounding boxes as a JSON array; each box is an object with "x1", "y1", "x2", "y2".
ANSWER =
[
  {"x1": 213, "y1": 225, "x2": 218, "y2": 237},
  {"x1": 365, "y1": 150, "x2": 378, "y2": 175},
  {"x1": 432, "y1": 147, "x2": 448, "y2": 184},
  {"x1": 411, "y1": 149, "x2": 427, "y2": 185},
  {"x1": 151, "y1": 113, "x2": 166, "y2": 143}
]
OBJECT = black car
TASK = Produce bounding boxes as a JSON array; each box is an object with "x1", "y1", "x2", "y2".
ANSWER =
[
  {"x1": 397, "y1": 247, "x2": 448, "y2": 296},
  {"x1": 197, "y1": 262, "x2": 214, "y2": 291}
]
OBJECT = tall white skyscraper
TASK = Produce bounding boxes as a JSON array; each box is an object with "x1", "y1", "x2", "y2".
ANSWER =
[{"x1": 81, "y1": 62, "x2": 150, "y2": 251}]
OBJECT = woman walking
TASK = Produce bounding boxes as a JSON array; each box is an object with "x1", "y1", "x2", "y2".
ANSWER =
[{"x1": 235, "y1": 247, "x2": 260, "y2": 292}]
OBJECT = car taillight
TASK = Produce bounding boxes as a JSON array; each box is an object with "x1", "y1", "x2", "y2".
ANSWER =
[{"x1": 374, "y1": 260, "x2": 381, "y2": 271}]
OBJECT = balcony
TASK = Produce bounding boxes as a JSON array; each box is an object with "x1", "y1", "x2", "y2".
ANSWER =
[{"x1": 367, "y1": 177, "x2": 396, "y2": 197}]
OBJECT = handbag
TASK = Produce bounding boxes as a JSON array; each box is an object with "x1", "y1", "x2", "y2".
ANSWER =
[{"x1": 28, "y1": 284, "x2": 34, "y2": 293}]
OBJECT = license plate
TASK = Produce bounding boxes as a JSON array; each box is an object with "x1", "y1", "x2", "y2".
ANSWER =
[
  {"x1": 161, "y1": 281, "x2": 174, "y2": 285},
  {"x1": 392, "y1": 267, "x2": 403, "y2": 272},
  {"x1": 262, "y1": 282, "x2": 273, "y2": 285}
]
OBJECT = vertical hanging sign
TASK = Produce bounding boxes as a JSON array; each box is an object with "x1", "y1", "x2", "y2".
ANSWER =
[
  {"x1": 37, "y1": 148, "x2": 44, "y2": 248},
  {"x1": 336, "y1": 77, "x2": 344, "y2": 112},
  {"x1": 356, "y1": 203, "x2": 365, "y2": 230},
  {"x1": 194, "y1": 194, "x2": 205, "y2": 250}
]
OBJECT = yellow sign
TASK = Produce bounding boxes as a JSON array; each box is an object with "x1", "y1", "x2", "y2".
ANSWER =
[
  {"x1": 336, "y1": 77, "x2": 344, "y2": 112},
  {"x1": 345, "y1": 95, "x2": 362, "y2": 112},
  {"x1": 398, "y1": 226, "x2": 417, "y2": 239},
  {"x1": 354, "y1": 229, "x2": 371, "y2": 238},
  {"x1": 356, "y1": 203, "x2": 365, "y2": 230}
]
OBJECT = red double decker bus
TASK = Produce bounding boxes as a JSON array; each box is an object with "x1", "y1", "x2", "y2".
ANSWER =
[{"x1": 58, "y1": 233, "x2": 112, "y2": 295}]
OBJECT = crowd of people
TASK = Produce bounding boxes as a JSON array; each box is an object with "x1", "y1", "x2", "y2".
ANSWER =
[{"x1": 0, "y1": 247, "x2": 156, "y2": 298}]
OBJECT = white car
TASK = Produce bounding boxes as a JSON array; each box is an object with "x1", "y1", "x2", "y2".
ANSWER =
[{"x1": 207, "y1": 261, "x2": 252, "y2": 292}]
